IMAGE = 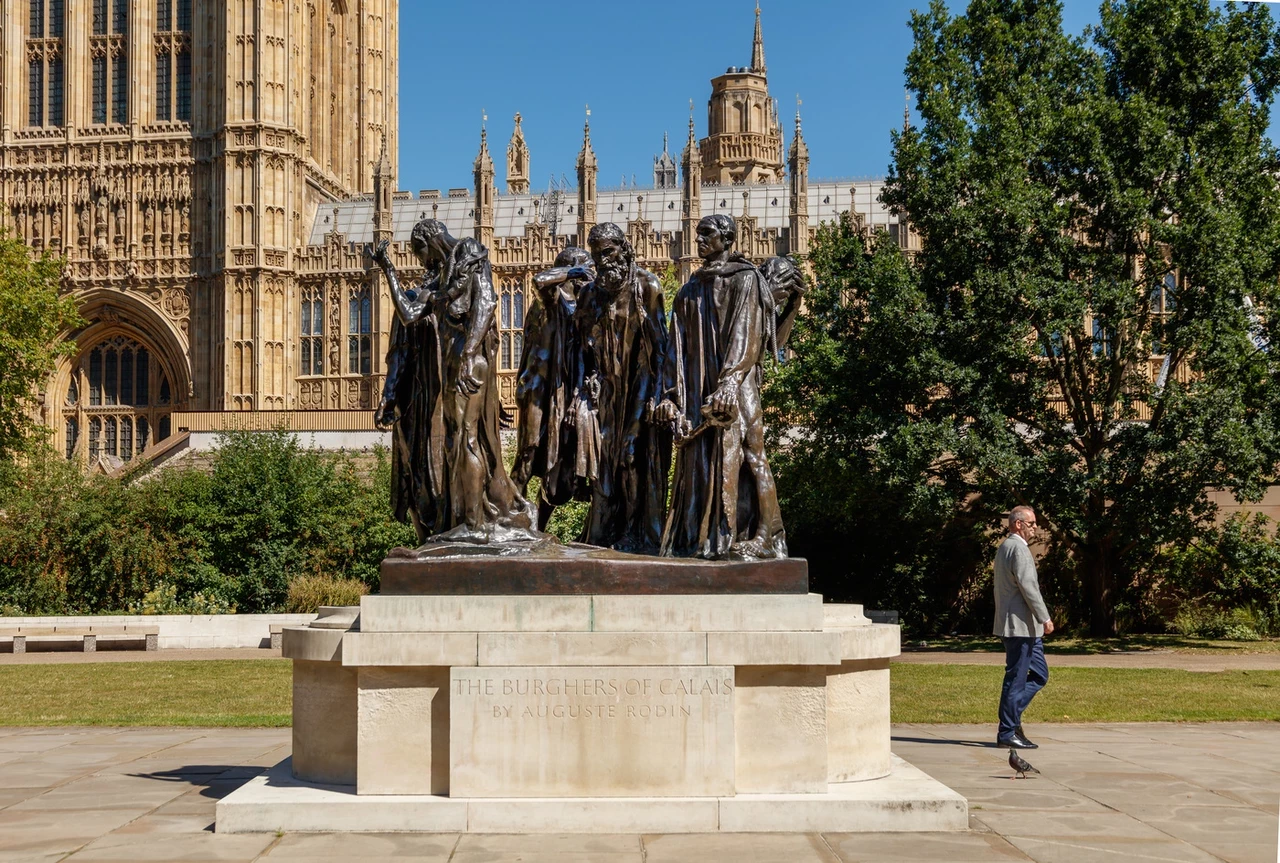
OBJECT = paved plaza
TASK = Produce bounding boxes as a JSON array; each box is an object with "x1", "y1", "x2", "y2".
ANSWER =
[{"x1": 0, "y1": 722, "x2": 1274, "y2": 862}]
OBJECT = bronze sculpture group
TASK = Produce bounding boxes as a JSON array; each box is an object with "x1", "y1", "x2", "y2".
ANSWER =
[{"x1": 371, "y1": 213, "x2": 804, "y2": 561}]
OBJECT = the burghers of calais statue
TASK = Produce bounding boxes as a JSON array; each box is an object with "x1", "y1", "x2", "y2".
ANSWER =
[
  {"x1": 511, "y1": 246, "x2": 594, "y2": 530},
  {"x1": 371, "y1": 219, "x2": 535, "y2": 544},
  {"x1": 571, "y1": 223, "x2": 672, "y2": 554},
  {"x1": 654, "y1": 214, "x2": 787, "y2": 560}
]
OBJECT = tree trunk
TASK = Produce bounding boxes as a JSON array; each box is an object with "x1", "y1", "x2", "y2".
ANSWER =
[{"x1": 1082, "y1": 537, "x2": 1118, "y2": 637}]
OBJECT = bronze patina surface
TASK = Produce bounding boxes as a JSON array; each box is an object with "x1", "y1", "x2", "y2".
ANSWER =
[{"x1": 379, "y1": 540, "x2": 808, "y2": 595}]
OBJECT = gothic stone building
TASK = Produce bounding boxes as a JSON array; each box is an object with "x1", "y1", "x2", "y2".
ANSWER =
[{"x1": 3, "y1": 1, "x2": 909, "y2": 465}]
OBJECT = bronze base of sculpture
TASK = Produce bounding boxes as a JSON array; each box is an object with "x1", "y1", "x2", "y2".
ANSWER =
[{"x1": 379, "y1": 540, "x2": 808, "y2": 595}]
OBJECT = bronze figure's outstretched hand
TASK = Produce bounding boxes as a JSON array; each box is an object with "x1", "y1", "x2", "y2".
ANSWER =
[{"x1": 368, "y1": 239, "x2": 393, "y2": 270}]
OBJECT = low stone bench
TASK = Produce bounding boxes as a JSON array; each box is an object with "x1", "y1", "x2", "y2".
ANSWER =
[
  {"x1": 0, "y1": 624, "x2": 160, "y2": 654},
  {"x1": 269, "y1": 624, "x2": 285, "y2": 650}
]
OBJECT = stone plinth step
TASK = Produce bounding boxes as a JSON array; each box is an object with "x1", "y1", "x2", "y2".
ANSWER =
[
  {"x1": 380, "y1": 541, "x2": 809, "y2": 596},
  {"x1": 215, "y1": 755, "x2": 965, "y2": 835}
]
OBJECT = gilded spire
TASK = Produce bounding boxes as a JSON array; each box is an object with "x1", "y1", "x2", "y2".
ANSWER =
[{"x1": 751, "y1": 2, "x2": 766, "y2": 75}]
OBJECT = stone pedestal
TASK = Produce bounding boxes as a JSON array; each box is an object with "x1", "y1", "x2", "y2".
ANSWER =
[{"x1": 217, "y1": 558, "x2": 966, "y2": 834}]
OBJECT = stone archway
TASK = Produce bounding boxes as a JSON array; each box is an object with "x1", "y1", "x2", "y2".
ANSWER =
[{"x1": 54, "y1": 322, "x2": 185, "y2": 465}]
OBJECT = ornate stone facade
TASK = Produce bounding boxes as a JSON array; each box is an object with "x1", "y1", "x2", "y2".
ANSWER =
[
  {"x1": 8, "y1": 2, "x2": 907, "y2": 461},
  {"x1": 3, "y1": 0, "x2": 396, "y2": 462}
]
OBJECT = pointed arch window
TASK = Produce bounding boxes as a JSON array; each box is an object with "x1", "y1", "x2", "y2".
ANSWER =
[
  {"x1": 300, "y1": 285, "x2": 324, "y2": 376},
  {"x1": 64, "y1": 335, "x2": 175, "y2": 463},
  {"x1": 90, "y1": 0, "x2": 127, "y2": 126},
  {"x1": 348, "y1": 286, "x2": 372, "y2": 375},
  {"x1": 25, "y1": 0, "x2": 65, "y2": 128},
  {"x1": 154, "y1": 0, "x2": 191, "y2": 123}
]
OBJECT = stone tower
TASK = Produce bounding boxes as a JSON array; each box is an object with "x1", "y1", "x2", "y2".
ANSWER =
[
  {"x1": 576, "y1": 112, "x2": 598, "y2": 247},
  {"x1": 680, "y1": 113, "x2": 703, "y2": 279},
  {"x1": 0, "y1": 0, "x2": 398, "y2": 438},
  {"x1": 473, "y1": 122, "x2": 496, "y2": 248},
  {"x1": 506, "y1": 113, "x2": 530, "y2": 195},
  {"x1": 373, "y1": 136, "x2": 395, "y2": 245},
  {"x1": 700, "y1": 3, "x2": 783, "y2": 185},
  {"x1": 653, "y1": 132, "x2": 677, "y2": 189},
  {"x1": 787, "y1": 105, "x2": 810, "y2": 259}
]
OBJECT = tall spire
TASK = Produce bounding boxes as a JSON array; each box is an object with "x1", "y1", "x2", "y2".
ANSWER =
[
  {"x1": 506, "y1": 111, "x2": 530, "y2": 194},
  {"x1": 576, "y1": 104, "x2": 597, "y2": 246},
  {"x1": 751, "y1": 2, "x2": 766, "y2": 75},
  {"x1": 903, "y1": 88, "x2": 911, "y2": 133}
]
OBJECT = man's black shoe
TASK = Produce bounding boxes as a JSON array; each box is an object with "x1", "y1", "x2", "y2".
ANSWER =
[
  {"x1": 996, "y1": 733, "x2": 1038, "y2": 750},
  {"x1": 1015, "y1": 725, "x2": 1035, "y2": 746}
]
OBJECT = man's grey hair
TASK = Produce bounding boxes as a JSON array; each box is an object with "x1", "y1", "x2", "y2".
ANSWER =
[{"x1": 1008, "y1": 505, "x2": 1036, "y2": 528}]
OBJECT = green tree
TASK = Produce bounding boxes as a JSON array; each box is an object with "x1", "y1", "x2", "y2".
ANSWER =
[
  {"x1": 766, "y1": 215, "x2": 989, "y2": 632},
  {"x1": 0, "y1": 232, "x2": 80, "y2": 460},
  {"x1": 883, "y1": 0, "x2": 1280, "y2": 634}
]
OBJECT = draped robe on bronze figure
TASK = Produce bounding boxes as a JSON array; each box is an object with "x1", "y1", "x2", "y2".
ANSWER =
[
  {"x1": 513, "y1": 276, "x2": 583, "y2": 511},
  {"x1": 382, "y1": 280, "x2": 444, "y2": 541},
  {"x1": 574, "y1": 268, "x2": 671, "y2": 553},
  {"x1": 384, "y1": 239, "x2": 533, "y2": 541},
  {"x1": 661, "y1": 256, "x2": 786, "y2": 559}
]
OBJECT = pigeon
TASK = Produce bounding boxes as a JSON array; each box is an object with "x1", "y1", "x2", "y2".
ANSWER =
[{"x1": 1009, "y1": 748, "x2": 1040, "y2": 779}]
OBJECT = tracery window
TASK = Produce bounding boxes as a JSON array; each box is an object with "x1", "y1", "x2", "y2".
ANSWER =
[
  {"x1": 1150, "y1": 271, "x2": 1178, "y2": 356},
  {"x1": 300, "y1": 286, "x2": 324, "y2": 376},
  {"x1": 348, "y1": 287, "x2": 372, "y2": 375},
  {"x1": 154, "y1": 0, "x2": 191, "y2": 123},
  {"x1": 498, "y1": 281, "x2": 525, "y2": 371},
  {"x1": 65, "y1": 335, "x2": 174, "y2": 464},
  {"x1": 90, "y1": 0, "x2": 127, "y2": 126},
  {"x1": 25, "y1": 0, "x2": 65, "y2": 128}
]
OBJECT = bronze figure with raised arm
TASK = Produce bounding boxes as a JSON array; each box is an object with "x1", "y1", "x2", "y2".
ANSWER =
[{"x1": 370, "y1": 218, "x2": 535, "y2": 544}]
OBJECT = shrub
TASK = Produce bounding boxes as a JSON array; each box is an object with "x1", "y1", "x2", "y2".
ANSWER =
[
  {"x1": 0, "y1": 431, "x2": 415, "y2": 614},
  {"x1": 284, "y1": 574, "x2": 369, "y2": 613},
  {"x1": 131, "y1": 582, "x2": 236, "y2": 615}
]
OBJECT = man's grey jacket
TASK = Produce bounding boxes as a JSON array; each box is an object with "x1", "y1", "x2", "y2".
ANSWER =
[{"x1": 993, "y1": 534, "x2": 1050, "y2": 638}]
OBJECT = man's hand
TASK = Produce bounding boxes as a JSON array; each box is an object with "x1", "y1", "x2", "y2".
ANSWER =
[
  {"x1": 1043, "y1": 620, "x2": 1055, "y2": 636},
  {"x1": 369, "y1": 239, "x2": 392, "y2": 269},
  {"x1": 651, "y1": 400, "x2": 679, "y2": 425},
  {"x1": 375, "y1": 399, "x2": 396, "y2": 429},
  {"x1": 458, "y1": 355, "x2": 482, "y2": 395},
  {"x1": 566, "y1": 265, "x2": 593, "y2": 281},
  {"x1": 705, "y1": 382, "x2": 738, "y2": 424}
]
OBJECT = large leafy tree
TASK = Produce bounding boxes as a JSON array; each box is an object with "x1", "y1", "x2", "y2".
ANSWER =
[
  {"x1": 0, "y1": 232, "x2": 79, "y2": 461},
  {"x1": 766, "y1": 216, "x2": 991, "y2": 632},
  {"x1": 882, "y1": 0, "x2": 1280, "y2": 634}
]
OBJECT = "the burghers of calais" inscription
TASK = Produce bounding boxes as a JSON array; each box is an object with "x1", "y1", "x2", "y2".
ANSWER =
[{"x1": 453, "y1": 673, "x2": 734, "y2": 722}]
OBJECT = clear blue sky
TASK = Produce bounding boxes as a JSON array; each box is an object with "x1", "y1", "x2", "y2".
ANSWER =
[{"x1": 395, "y1": 1, "x2": 1269, "y2": 195}]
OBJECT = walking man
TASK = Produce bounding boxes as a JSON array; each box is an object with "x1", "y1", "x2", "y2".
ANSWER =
[{"x1": 994, "y1": 505, "x2": 1053, "y2": 749}]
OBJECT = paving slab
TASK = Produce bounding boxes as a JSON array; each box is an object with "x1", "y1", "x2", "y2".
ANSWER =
[
  {"x1": 260, "y1": 832, "x2": 460, "y2": 859},
  {"x1": 0, "y1": 724, "x2": 1275, "y2": 861},
  {"x1": 641, "y1": 833, "x2": 840, "y2": 863}
]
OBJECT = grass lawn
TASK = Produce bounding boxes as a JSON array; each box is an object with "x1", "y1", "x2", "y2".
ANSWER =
[
  {"x1": 891, "y1": 664, "x2": 1280, "y2": 723},
  {"x1": 0, "y1": 660, "x2": 291, "y2": 727},
  {"x1": 1, "y1": 660, "x2": 1277, "y2": 726},
  {"x1": 905, "y1": 634, "x2": 1280, "y2": 655}
]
